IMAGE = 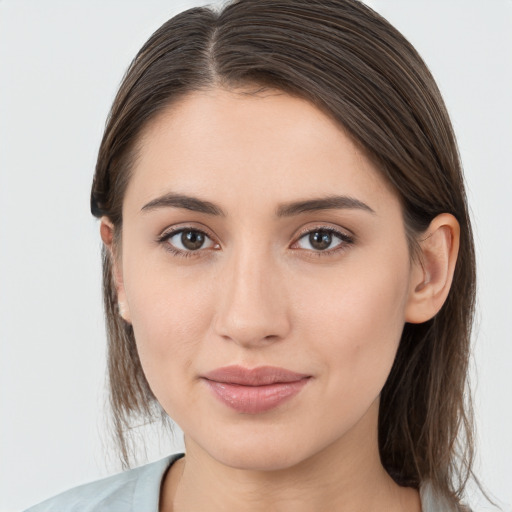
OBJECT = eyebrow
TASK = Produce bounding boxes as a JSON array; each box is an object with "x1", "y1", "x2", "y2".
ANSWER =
[{"x1": 141, "y1": 192, "x2": 375, "y2": 217}]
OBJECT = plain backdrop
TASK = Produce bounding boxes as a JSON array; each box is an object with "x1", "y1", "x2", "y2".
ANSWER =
[{"x1": 1, "y1": 1, "x2": 511, "y2": 511}]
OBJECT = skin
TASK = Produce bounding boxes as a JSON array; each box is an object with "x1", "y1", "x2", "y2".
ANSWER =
[{"x1": 101, "y1": 87, "x2": 459, "y2": 512}]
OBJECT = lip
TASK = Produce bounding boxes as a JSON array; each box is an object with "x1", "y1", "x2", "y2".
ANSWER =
[{"x1": 201, "y1": 365, "x2": 311, "y2": 414}]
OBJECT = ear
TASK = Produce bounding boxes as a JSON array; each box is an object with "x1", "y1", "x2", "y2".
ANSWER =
[
  {"x1": 405, "y1": 213, "x2": 460, "y2": 324},
  {"x1": 100, "y1": 216, "x2": 131, "y2": 324}
]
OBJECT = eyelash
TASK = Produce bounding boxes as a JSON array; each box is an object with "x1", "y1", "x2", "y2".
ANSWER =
[{"x1": 156, "y1": 225, "x2": 355, "y2": 259}]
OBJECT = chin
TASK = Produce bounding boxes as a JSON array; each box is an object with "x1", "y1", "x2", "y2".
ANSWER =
[
  {"x1": 213, "y1": 446, "x2": 308, "y2": 472},
  {"x1": 189, "y1": 424, "x2": 329, "y2": 473}
]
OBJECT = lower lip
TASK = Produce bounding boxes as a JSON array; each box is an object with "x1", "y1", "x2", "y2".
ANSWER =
[{"x1": 203, "y1": 378, "x2": 310, "y2": 414}]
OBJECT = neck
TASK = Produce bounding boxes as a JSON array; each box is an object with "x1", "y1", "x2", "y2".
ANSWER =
[{"x1": 160, "y1": 401, "x2": 421, "y2": 512}]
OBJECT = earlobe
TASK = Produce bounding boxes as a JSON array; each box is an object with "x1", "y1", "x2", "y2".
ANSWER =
[
  {"x1": 405, "y1": 213, "x2": 460, "y2": 324},
  {"x1": 99, "y1": 217, "x2": 132, "y2": 324},
  {"x1": 100, "y1": 216, "x2": 115, "y2": 249}
]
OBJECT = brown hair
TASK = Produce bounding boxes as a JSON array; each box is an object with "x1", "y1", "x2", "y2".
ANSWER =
[{"x1": 91, "y1": 0, "x2": 476, "y2": 507}]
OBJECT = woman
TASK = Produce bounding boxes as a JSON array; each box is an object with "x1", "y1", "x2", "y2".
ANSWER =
[{"x1": 25, "y1": 0, "x2": 480, "y2": 510}]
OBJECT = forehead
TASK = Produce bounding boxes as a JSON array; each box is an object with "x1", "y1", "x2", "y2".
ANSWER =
[{"x1": 125, "y1": 87, "x2": 398, "y2": 216}]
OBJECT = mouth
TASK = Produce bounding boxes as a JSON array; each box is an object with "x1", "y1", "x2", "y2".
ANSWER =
[{"x1": 200, "y1": 365, "x2": 311, "y2": 414}]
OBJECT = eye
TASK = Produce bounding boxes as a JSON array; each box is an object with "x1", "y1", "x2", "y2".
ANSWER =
[
  {"x1": 157, "y1": 225, "x2": 354, "y2": 259},
  {"x1": 157, "y1": 227, "x2": 218, "y2": 258},
  {"x1": 293, "y1": 226, "x2": 354, "y2": 256}
]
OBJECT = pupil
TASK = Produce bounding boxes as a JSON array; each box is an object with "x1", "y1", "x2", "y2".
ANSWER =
[
  {"x1": 182, "y1": 231, "x2": 204, "y2": 250},
  {"x1": 310, "y1": 230, "x2": 332, "y2": 250}
]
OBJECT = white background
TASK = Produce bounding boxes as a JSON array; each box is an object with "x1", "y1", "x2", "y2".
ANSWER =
[{"x1": 1, "y1": 1, "x2": 511, "y2": 511}]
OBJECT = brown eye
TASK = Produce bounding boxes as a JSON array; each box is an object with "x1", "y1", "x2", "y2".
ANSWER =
[
  {"x1": 181, "y1": 230, "x2": 206, "y2": 250},
  {"x1": 294, "y1": 226, "x2": 354, "y2": 256},
  {"x1": 309, "y1": 230, "x2": 334, "y2": 251},
  {"x1": 159, "y1": 228, "x2": 217, "y2": 256}
]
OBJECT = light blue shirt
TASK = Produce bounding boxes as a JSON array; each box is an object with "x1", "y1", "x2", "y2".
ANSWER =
[
  {"x1": 24, "y1": 452, "x2": 461, "y2": 511},
  {"x1": 24, "y1": 453, "x2": 184, "y2": 512}
]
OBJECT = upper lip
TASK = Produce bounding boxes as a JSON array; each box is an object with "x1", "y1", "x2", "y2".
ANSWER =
[{"x1": 201, "y1": 365, "x2": 310, "y2": 386}]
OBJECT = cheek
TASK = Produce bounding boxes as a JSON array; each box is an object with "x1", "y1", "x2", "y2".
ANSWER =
[
  {"x1": 123, "y1": 263, "x2": 212, "y2": 389},
  {"x1": 301, "y1": 253, "x2": 410, "y2": 394}
]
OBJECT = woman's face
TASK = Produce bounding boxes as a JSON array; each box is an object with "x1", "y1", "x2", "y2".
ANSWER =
[{"x1": 112, "y1": 87, "x2": 421, "y2": 471}]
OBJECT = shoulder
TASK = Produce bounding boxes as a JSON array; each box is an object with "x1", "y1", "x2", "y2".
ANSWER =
[
  {"x1": 420, "y1": 481, "x2": 472, "y2": 512},
  {"x1": 23, "y1": 453, "x2": 183, "y2": 512}
]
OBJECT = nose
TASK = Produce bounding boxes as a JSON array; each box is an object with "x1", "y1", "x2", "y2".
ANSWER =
[{"x1": 213, "y1": 244, "x2": 291, "y2": 348}]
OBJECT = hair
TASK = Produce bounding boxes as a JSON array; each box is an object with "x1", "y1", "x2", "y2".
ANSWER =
[{"x1": 90, "y1": 0, "x2": 477, "y2": 508}]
